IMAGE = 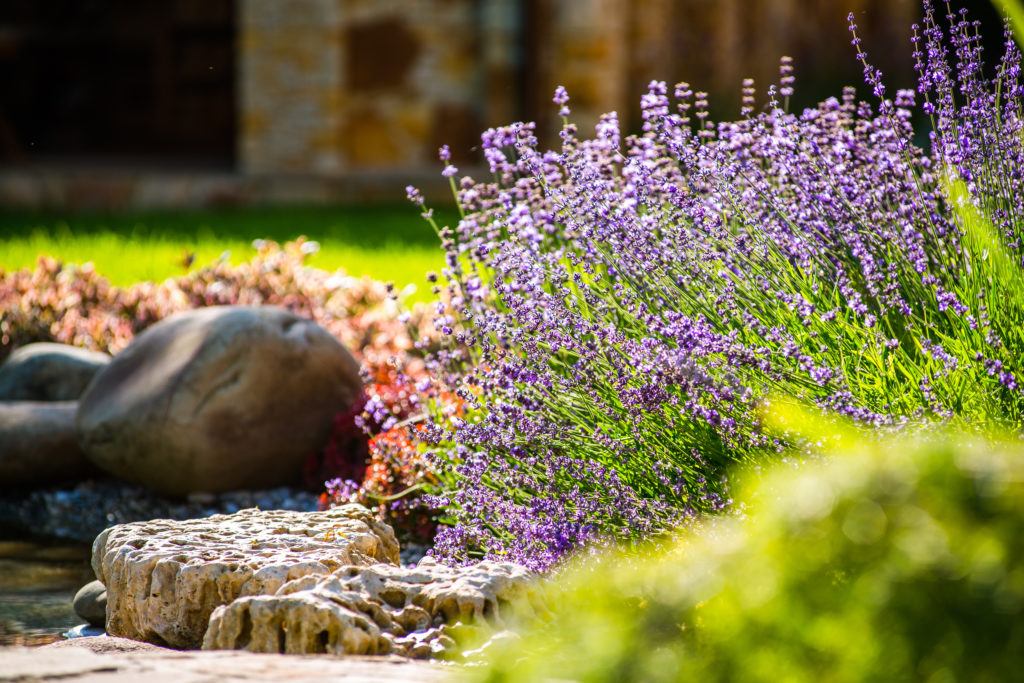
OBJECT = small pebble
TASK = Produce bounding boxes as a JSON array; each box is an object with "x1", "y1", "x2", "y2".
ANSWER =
[
  {"x1": 401, "y1": 543, "x2": 428, "y2": 567},
  {"x1": 72, "y1": 579, "x2": 107, "y2": 627}
]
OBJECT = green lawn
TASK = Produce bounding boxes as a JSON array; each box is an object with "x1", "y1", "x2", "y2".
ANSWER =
[{"x1": 0, "y1": 205, "x2": 453, "y2": 297}]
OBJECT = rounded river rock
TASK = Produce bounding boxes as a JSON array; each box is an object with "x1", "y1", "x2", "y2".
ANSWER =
[
  {"x1": 72, "y1": 579, "x2": 107, "y2": 628},
  {"x1": 0, "y1": 342, "x2": 111, "y2": 401},
  {"x1": 0, "y1": 401, "x2": 98, "y2": 489},
  {"x1": 76, "y1": 306, "x2": 362, "y2": 496}
]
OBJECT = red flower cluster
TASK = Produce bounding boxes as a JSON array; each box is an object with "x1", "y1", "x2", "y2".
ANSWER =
[
  {"x1": 302, "y1": 393, "x2": 371, "y2": 490},
  {"x1": 315, "y1": 366, "x2": 446, "y2": 546}
]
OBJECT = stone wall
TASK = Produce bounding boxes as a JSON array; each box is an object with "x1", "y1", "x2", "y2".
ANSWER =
[
  {"x1": 0, "y1": 0, "x2": 925, "y2": 208},
  {"x1": 238, "y1": 0, "x2": 346, "y2": 175},
  {"x1": 238, "y1": 0, "x2": 522, "y2": 176},
  {"x1": 237, "y1": 0, "x2": 919, "y2": 178}
]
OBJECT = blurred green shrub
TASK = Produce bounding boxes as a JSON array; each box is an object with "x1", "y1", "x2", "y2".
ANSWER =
[{"x1": 478, "y1": 412, "x2": 1024, "y2": 681}]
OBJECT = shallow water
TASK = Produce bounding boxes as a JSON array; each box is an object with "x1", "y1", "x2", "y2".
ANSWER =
[{"x1": 0, "y1": 537, "x2": 93, "y2": 646}]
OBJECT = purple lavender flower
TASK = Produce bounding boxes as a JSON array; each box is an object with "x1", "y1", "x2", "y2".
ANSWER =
[
  {"x1": 415, "y1": 0, "x2": 1024, "y2": 571},
  {"x1": 554, "y1": 85, "x2": 571, "y2": 117},
  {"x1": 405, "y1": 185, "x2": 424, "y2": 207}
]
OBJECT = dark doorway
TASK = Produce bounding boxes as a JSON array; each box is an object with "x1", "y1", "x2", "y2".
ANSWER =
[{"x1": 0, "y1": 0, "x2": 235, "y2": 167}]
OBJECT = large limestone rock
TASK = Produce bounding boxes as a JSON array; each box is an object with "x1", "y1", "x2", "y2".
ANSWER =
[
  {"x1": 203, "y1": 557, "x2": 542, "y2": 659},
  {"x1": 0, "y1": 343, "x2": 111, "y2": 401},
  {"x1": 76, "y1": 305, "x2": 363, "y2": 496},
  {"x1": 92, "y1": 505, "x2": 399, "y2": 649},
  {"x1": 0, "y1": 401, "x2": 98, "y2": 489}
]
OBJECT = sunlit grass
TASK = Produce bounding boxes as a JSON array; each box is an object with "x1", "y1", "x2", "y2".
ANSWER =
[
  {"x1": 0, "y1": 229, "x2": 442, "y2": 293},
  {"x1": 0, "y1": 205, "x2": 451, "y2": 299}
]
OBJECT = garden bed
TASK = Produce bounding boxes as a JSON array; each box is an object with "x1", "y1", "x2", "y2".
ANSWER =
[{"x1": 3, "y1": 0, "x2": 1024, "y2": 677}]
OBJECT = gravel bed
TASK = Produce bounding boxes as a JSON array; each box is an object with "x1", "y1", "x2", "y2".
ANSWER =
[
  {"x1": 0, "y1": 480, "x2": 430, "y2": 566},
  {"x1": 0, "y1": 479, "x2": 320, "y2": 544}
]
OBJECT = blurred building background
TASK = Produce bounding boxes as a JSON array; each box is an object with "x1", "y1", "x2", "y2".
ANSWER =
[{"x1": 0, "y1": 0, "x2": 1000, "y2": 209}]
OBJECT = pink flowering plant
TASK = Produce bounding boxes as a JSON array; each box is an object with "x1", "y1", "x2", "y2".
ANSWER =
[
  {"x1": 0, "y1": 240, "x2": 447, "y2": 545},
  {"x1": 0, "y1": 238, "x2": 434, "y2": 364},
  {"x1": 415, "y1": 1, "x2": 1024, "y2": 571}
]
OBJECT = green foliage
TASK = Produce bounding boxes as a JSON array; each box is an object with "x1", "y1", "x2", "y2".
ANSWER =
[
  {"x1": 998, "y1": 0, "x2": 1024, "y2": 49},
  {"x1": 476, "y1": 410, "x2": 1024, "y2": 681}
]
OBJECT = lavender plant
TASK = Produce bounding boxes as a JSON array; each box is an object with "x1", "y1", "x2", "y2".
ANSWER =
[{"x1": 418, "y1": 1, "x2": 1024, "y2": 571}]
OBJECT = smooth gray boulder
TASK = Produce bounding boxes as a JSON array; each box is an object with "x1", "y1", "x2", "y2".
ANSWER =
[
  {"x1": 0, "y1": 343, "x2": 111, "y2": 401},
  {"x1": 0, "y1": 401, "x2": 97, "y2": 489},
  {"x1": 75, "y1": 306, "x2": 363, "y2": 496},
  {"x1": 73, "y1": 580, "x2": 107, "y2": 628}
]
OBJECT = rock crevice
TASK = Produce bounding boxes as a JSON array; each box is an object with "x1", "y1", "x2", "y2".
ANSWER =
[{"x1": 203, "y1": 557, "x2": 542, "y2": 659}]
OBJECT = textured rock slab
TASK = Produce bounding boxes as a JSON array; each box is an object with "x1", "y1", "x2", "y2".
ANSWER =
[
  {"x1": 0, "y1": 400, "x2": 97, "y2": 489},
  {"x1": 92, "y1": 505, "x2": 399, "y2": 649},
  {"x1": 76, "y1": 305, "x2": 363, "y2": 496},
  {"x1": 0, "y1": 646, "x2": 448, "y2": 682},
  {"x1": 204, "y1": 556, "x2": 542, "y2": 659},
  {"x1": 0, "y1": 342, "x2": 111, "y2": 401},
  {"x1": 44, "y1": 635, "x2": 170, "y2": 654}
]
